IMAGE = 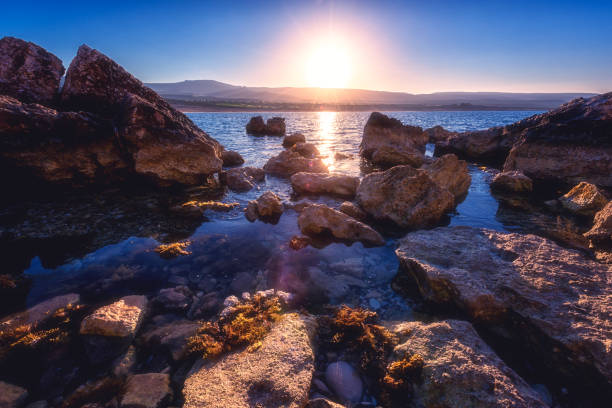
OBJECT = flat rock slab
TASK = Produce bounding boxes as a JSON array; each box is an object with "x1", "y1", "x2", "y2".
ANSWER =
[
  {"x1": 1, "y1": 293, "x2": 80, "y2": 331},
  {"x1": 0, "y1": 381, "x2": 28, "y2": 408},
  {"x1": 80, "y1": 295, "x2": 148, "y2": 338},
  {"x1": 183, "y1": 313, "x2": 316, "y2": 408},
  {"x1": 121, "y1": 373, "x2": 172, "y2": 408},
  {"x1": 390, "y1": 320, "x2": 547, "y2": 408}
]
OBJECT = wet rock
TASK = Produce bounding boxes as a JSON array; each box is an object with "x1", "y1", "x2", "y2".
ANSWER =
[
  {"x1": 334, "y1": 152, "x2": 350, "y2": 160},
  {"x1": 325, "y1": 361, "x2": 363, "y2": 403},
  {"x1": 219, "y1": 167, "x2": 265, "y2": 192},
  {"x1": 187, "y1": 292, "x2": 221, "y2": 319},
  {"x1": 0, "y1": 36, "x2": 64, "y2": 105},
  {"x1": 559, "y1": 181, "x2": 608, "y2": 216},
  {"x1": 245, "y1": 191, "x2": 283, "y2": 222},
  {"x1": 183, "y1": 313, "x2": 316, "y2": 408},
  {"x1": 170, "y1": 201, "x2": 238, "y2": 218},
  {"x1": 390, "y1": 320, "x2": 548, "y2": 407},
  {"x1": 246, "y1": 116, "x2": 286, "y2": 136},
  {"x1": 435, "y1": 126, "x2": 519, "y2": 164},
  {"x1": 245, "y1": 116, "x2": 266, "y2": 134},
  {"x1": 491, "y1": 170, "x2": 533, "y2": 193},
  {"x1": 298, "y1": 204, "x2": 385, "y2": 246},
  {"x1": 153, "y1": 286, "x2": 192, "y2": 312},
  {"x1": 289, "y1": 235, "x2": 311, "y2": 250},
  {"x1": 423, "y1": 125, "x2": 457, "y2": 143},
  {"x1": 220, "y1": 150, "x2": 244, "y2": 167},
  {"x1": 584, "y1": 201, "x2": 612, "y2": 246},
  {"x1": 291, "y1": 173, "x2": 359, "y2": 198},
  {"x1": 291, "y1": 142, "x2": 320, "y2": 159},
  {"x1": 141, "y1": 319, "x2": 200, "y2": 362},
  {"x1": 121, "y1": 373, "x2": 172, "y2": 408},
  {"x1": 0, "y1": 381, "x2": 28, "y2": 408},
  {"x1": 0, "y1": 293, "x2": 80, "y2": 331},
  {"x1": 370, "y1": 145, "x2": 425, "y2": 167},
  {"x1": 356, "y1": 166, "x2": 454, "y2": 228},
  {"x1": 283, "y1": 132, "x2": 306, "y2": 148},
  {"x1": 112, "y1": 345, "x2": 137, "y2": 377},
  {"x1": 423, "y1": 153, "x2": 471, "y2": 199},
  {"x1": 338, "y1": 201, "x2": 367, "y2": 221},
  {"x1": 395, "y1": 226, "x2": 612, "y2": 389},
  {"x1": 264, "y1": 149, "x2": 328, "y2": 177}
]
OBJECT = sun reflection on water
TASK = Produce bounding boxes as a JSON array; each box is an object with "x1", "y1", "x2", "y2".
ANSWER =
[{"x1": 317, "y1": 111, "x2": 337, "y2": 172}]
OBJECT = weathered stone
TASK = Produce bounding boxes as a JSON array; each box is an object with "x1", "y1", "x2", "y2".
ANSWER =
[
  {"x1": 80, "y1": 295, "x2": 148, "y2": 338},
  {"x1": 559, "y1": 181, "x2": 608, "y2": 216},
  {"x1": 153, "y1": 286, "x2": 192, "y2": 312},
  {"x1": 141, "y1": 319, "x2": 200, "y2": 361},
  {"x1": 245, "y1": 116, "x2": 285, "y2": 135},
  {"x1": 112, "y1": 345, "x2": 137, "y2": 377},
  {"x1": 245, "y1": 191, "x2": 283, "y2": 222},
  {"x1": 0, "y1": 381, "x2": 28, "y2": 408},
  {"x1": 121, "y1": 373, "x2": 172, "y2": 408},
  {"x1": 390, "y1": 320, "x2": 547, "y2": 408},
  {"x1": 283, "y1": 132, "x2": 306, "y2": 148},
  {"x1": 0, "y1": 36, "x2": 64, "y2": 105},
  {"x1": 491, "y1": 170, "x2": 533, "y2": 193},
  {"x1": 338, "y1": 201, "x2": 367, "y2": 221},
  {"x1": 298, "y1": 204, "x2": 384, "y2": 246},
  {"x1": 423, "y1": 125, "x2": 457, "y2": 143},
  {"x1": 423, "y1": 153, "x2": 471, "y2": 199},
  {"x1": 245, "y1": 116, "x2": 266, "y2": 134},
  {"x1": 356, "y1": 166, "x2": 454, "y2": 228},
  {"x1": 291, "y1": 173, "x2": 359, "y2": 198},
  {"x1": 0, "y1": 293, "x2": 80, "y2": 332},
  {"x1": 220, "y1": 150, "x2": 244, "y2": 167},
  {"x1": 325, "y1": 361, "x2": 363, "y2": 403},
  {"x1": 370, "y1": 145, "x2": 424, "y2": 167},
  {"x1": 183, "y1": 313, "x2": 316, "y2": 408},
  {"x1": 585, "y1": 201, "x2": 612, "y2": 245},
  {"x1": 291, "y1": 142, "x2": 320, "y2": 159},
  {"x1": 435, "y1": 126, "x2": 519, "y2": 164},
  {"x1": 219, "y1": 167, "x2": 265, "y2": 192},
  {"x1": 264, "y1": 149, "x2": 328, "y2": 177},
  {"x1": 170, "y1": 200, "x2": 238, "y2": 218}
]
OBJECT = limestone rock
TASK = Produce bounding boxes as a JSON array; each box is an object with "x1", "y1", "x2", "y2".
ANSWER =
[
  {"x1": 245, "y1": 191, "x2": 283, "y2": 222},
  {"x1": 370, "y1": 145, "x2": 424, "y2": 167},
  {"x1": 584, "y1": 201, "x2": 612, "y2": 245},
  {"x1": 291, "y1": 142, "x2": 320, "y2": 159},
  {"x1": 423, "y1": 125, "x2": 457, "y2": 143},
  {"x1": 221, "y1": 150, "x2": 244, "y2": 167},
  {"x1": 0, "y1": 293, "x2": 80, "y2": 332},
  {"x1": 220, "y1": 167, "x2": 265, "y2": 192},
  {"x1": 283, "y1": 132, "x2": 306, "y2": 148},
  {"x1": 80, "y1": 295, "x2": 148, "y2": 338},
  {"x1": 423, "y1": 153, "x2": 471, "y2": 199},
  {"x1": 491, "y1": 170, "x2": 533, "y2": 193},
  {"x1": 559, "y1": 181, "x2": 608, "y2": 216},
  {"x1": 263, "y1": 149, "x2": 328, "y2": 177},
  {"x1": 0, "y1": 381, "x2": 28, "y2": 408},
  {"x1": 338, "y1": 201, "x2": 367, "y2": 221},
  {"x1": 121, "y1": 373, "x2": 172, "y2": 408},
  {"x1": 246, "y1": 116, "x2": 285, "y2": 136},
  {"x1": 291, "y1": 173, "x2": 359, "y2": 198}
]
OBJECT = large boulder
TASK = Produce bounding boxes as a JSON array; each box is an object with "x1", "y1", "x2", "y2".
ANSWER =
[
  {"x1": 183, "y1": 313, "x2": 316, "y2": 408},
  {"x1": 220, "y1": 167, "x2": 265, "y2": 192},
  {"x1": 245, "y1": 191, "x2": 283, "y2": 222},
  {"x1": 0, "y1": 36, "x2": 64, "y2": 105},
  {"x1": 394, "y1": 226, "x2": 612, "y2": 391},
  {"x1": 390, "y1": 320, "x2": 547, "y2": 408},
  {"x1": 370, "y1": 145, "x2": 424, "y2": 168},
  {"x1": 263, "y1": 149, "x2": 328, "y2": 177},
  {"x1": 291, "y1": 142, "x2": 320, "y2": 159},
  {"x1": 491, "y1": 170, "x2": 533, "y2": 193},
  {"x1": 283, "y1": 132, "x2": 306, "y2": 148},
  {"x1": 422, "y1": 153, "x2": 471, "y2": 199},
  {"x1": 246, "y1": 116, "x2": 286, "y2": 136},
  {"x1": 584, "y1": 201, "x2": 612, "y2": 246},
  {"x1": 356, "y1": 166, "x2": 455, "y2": 228},
  {"x1": 290, "y1": 172, "x2": 359, "y2": 198},
  {"x1": 298, "y1": 204, "x2": 385, "y2": 246},
  {"x1": 423, "y1": 125, "x2": 457, "y2": 143},
  {"x1": 434, "y1": 126, "x2": 519, "y2": 164},
  {"x1": 558, "y1": 181, "x2": 608, "y2": 216},
  {"x1": 221, "y1": 150, "x2": 244, "y2": 167}
]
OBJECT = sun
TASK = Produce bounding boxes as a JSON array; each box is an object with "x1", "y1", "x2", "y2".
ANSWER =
[{"x1": 305, "y1": 39, "x2": 352, "y2": 88}]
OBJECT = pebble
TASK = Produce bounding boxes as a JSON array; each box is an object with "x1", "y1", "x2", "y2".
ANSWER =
[{"x1": 325, "y1": 361, "x2": 363, "y2": 403}]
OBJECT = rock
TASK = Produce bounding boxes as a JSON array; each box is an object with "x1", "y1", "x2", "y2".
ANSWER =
[
  {"x1": 264, "y1": 149, "x2": 328, "y2": 177},
  {"x1": 291, "y1": 143, "x2": 320, "y2": 159},
  {"x1": 283, "y1": 132, "x2": 306, "y2": 148},
  {"x1": 220, "y1": 150, "x2": 244, "y2": 167},
  {"x1": 112, "y1": 345, "x2": 137, "y2": 376},
  {"x1": 153, "y1": 286, "x2": 192, "y2": 312},
  {"x1": 356, "y1": 166, "x2": 455, "y2": 228},
  {"x1": 435, "y1": 125, "x2": 519, "y2": 164},
  {"x1": 334, "y1": 152, "x2": 350, "y2": 160},
  {"x1": 0, "y1": 36, "x2": 64, "y2": 105},
  {"x1": 559, "y1": 181, "x2": 608, "y2": 216},
  {"x1": 360, "y1": 112, "x2": 427, "y2": 168},
  {"x1": 298, "y1": 204, "x2": 385, "y2": 246},
  {"x1": 291, "y1": 173, "x2": 359, "y2": 198},
  {"x1": 245, "y1": 116, "x2": 266, "y2": 134},
  {"x1": 306, "y1": 397, "x2": 345, "y2": 408},
  {"x1": 183, "y1": 313, "x2": 316, "y2": 408},
  {"x1": 325, "y1": 361, "x2": 363, "y2": 403},
  {"x1": 0, "y1": 293, "x2": 80, "y2": 332},
  {"x1": 338, "y1": 202, "x2": 367, "y2": 221},
  {"x1": 170, "y1": 201, "x2": 238, "y2": 218},
  {"x1": 121, "y1": 373, "x2": 172, "y2": 408},
  {"x1": 0, "y1": 381, "x2": 28, "y2": 408},
  {"x1": 81, "y1": 295, "x2": 148, "y2": 338},
  {"x1": 245, "y1": 191, "x2": 283, "y2": 222},
  {"x1": 491, "y1": 170, "x2": 533, "y2": 193},
  {"x1": 390, "y1": 320, "x2": 547, "y2": 408},
  {"x1": 394, "y1": 226, "x2": 612, "y2": 389},
  {"x1": 141, "y1": 320, "x2": 200, "y2": 361},
  {"x1": 584, "y1": 201, "x2": 612, "y2": 245},
  {"x1": 423, "y1": 153, "x2": 471, "y2": 199},
  {"x1": 503, "y1": 93, "x2": 612, "y2": 187},
  {"x1": 219, "y1": 167, "x2": 265, "y2": 192},
  {"x1": 246, "y1": 116, "x2": 286, "y2": 135},
  {"x1": 423, "y1": 125, "x2": 457, "y2": 143}
]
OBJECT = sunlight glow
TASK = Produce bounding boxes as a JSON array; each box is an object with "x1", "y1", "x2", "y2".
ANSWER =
[
  {"x1": 317, "y1": 111, "x2": 337, "y2": 171},
  {"x1": 305, "y1": 38, "x2": 352, "y2": 89}
]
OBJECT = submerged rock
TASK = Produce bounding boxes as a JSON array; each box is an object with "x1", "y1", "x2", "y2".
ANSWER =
[
  {"x1": 491, "y1": 170, "x2": 533, "y2": 193},
  {"x1": 182, "y1": 313, "x2": 316, "y2": 408},
  {"x1": 263, "y1": 149, "x2": 328, "y2": 177},
  {"x1": 584, "y1": 201, "x2": 612, "y2": 246},
  {"x1": 121, "y1": 373, "x2": 172, "y2": 408},
  {"x1": 390, "y1": 320, "x2": 548, "y2": 408},
  {"x1": 245, "y1": 191, "x2": 283, "y2": 222},
  {"x1": 220, "y1": 150, "x2": 244, "y2": 167},
  {"x1": 298, "y1": 204, "x2": 384, "y2": 246},
  {"x1": 220, "y1": 167, "x2": 265, "y2": 192},
  {"x1": 0, "y1": 381, "x2": 28, "y2": 408},
  {"x1": 290, "y1": 172, "x2": 359, "y2": 198},
  {"x1": 0, "y1": 293, "x2": 80, "y2": 332},
  {"x1": 559, "y1": 181, "x2": 608, "y2": 216},
  {"x1": 283, "y1": 132, "x2": 306, "y2": 148},
  {"x1": 423, "y1": 153, "x2": 471, "y2": 199},
  {"x1": 246, "y1": 115, "x2": 286, "y2": 136},
  {"x1": 325, "y1": 361, "x2": 363, "y2": 403}
]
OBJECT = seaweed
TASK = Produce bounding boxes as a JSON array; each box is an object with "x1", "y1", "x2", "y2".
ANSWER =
[
  {"x1": 154, "y1": 241, "x2": 192, "y2": 258},
  {"x1": 380, "y1": 353, "x2": 424, "y2": 407}
]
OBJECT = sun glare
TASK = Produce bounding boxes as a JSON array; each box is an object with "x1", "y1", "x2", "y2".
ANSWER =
[{"x1": 305, "y1": 39, "x2": 352, "y2": 88}]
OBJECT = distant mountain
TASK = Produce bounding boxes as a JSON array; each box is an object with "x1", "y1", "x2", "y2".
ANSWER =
[{"x1": 146, "y1": 80, "x2": 597, "y2": 109}]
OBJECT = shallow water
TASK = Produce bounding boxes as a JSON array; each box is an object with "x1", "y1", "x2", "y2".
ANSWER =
[{"x1": 5, "y1": 110, "x2": 549, "y2": 319}]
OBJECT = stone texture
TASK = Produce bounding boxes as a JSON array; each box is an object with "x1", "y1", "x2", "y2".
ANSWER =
[
  {"x1": 0, "y1": 381, "x2": 28, "y2": 408},
  {"x1": 291, "y1": 173, "x2": 359, "y2": 198},
  {"x1": 246, "y1": 116, "x2": 285, "y2": 135},
  {"x1": 338, "y1": 201, "x2": 367, "y2": 221},
  {"x1": 291, "y1": 142, "x2": 320, "y2": 159},
  {"x1": 245, "y1": 191, "x2": 283, "y2": 222},
  {"x1": 491, "y1": 170, "x2": 533, "y2": 193},
  {"x1": 390, "y1": 320, "x2": 547, "y2": 408},
  {"x1": 263, "y1": 149, "x2": 328, "y2": 177},
  {"x1": 370, "y1": 145, "x2": 425, "y2": 167},
  {"x1": 0, "y1": 36, "x2": 64, "y2": 105},
  {"x1": 80, "y1": 295, "x2": 148, "y2": 338},
  {"x1": 283, "y1": 132, "x2": 306, "y2": 148},
  {"x1": 221, "y1": 150, "x2": 244, "y2": 167},
  {"x1": 559, "y1": 181, "x2": 608, "y2": 216},
  {"x1": 298, "y1": 204, "x2": 384, "y2": 246},
  {"x1": 1, "y1": 293, "x2": 80, "y2": 332},
  {"x1": 423, "y1": 125, "x2": 457, "y2": 143},
  {"x1": 356, "y1": 166, "x2": 454, "y2": 228},
  {"x1": 220, "y1": 167, "x2": 265, "y2": 192},
  {"x1": 585, "y1": 201, "x2": 612, "y2": 245},
  {"x1": 183, "y1": 313, "x2": 316, "y2": 408},
  {"x1": 121, "y1": 373, "x2": 172, "y2": 408},
  {"x1": 423, "y1": 153, "x2": 471, "y2": 199}
]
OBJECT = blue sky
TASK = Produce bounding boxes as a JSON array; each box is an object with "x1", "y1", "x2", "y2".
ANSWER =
[{"x1": 2, "y1": 0, "x2": 611, "y2": 93}]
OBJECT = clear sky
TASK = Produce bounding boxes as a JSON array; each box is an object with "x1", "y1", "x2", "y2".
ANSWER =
[{"x1": 2, "y1": 0, "x2": 611, "y2": 93}]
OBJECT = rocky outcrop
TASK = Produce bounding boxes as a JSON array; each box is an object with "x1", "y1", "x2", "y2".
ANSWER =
[
  {"x1": 395, "y1": 226, "x2": 612, "y2": 391},
  {"x1": 290, "y1": 173, "x2": 359, "y2": 198},
  {"x1": 584, "y1": 201, "x2": 612, "y2": 246},
  {"x1": 0, "y1": 381, "x2": 28, "y2": 408},
  {"x1": 283, "y1": 132, "x2": 306, "y2": 148},
  {"x1": 491, "y1": 170, "x2": 533, "y2": 193},
  {"x1": 121, "y1": 373, "x2": 172, "y2": 408},
  {"x1": 434, "y1": 126, "x2": 519, "y2": 164},
  {"x1": 422, "y1": 153, "x2": 471, "y2": 199},
  {"x1": 245, "y1": 191, "x2": 283, "y2": 222},
  {"x1": 559, "y1": 181, "x2": 608, "y2": 216},
  {"x1": 423, "y1": 125, "x2": 457, "y2": 143},
  {"x1": 291, "y1": 142, "x2": 320, "y2": 159},
  {"x1": 356, "y1": 166, "x2": 454, "y2": 228},
  {"x1": 246, "y1": 116, "x2": 286, "y2": 136},
  {"x1": 0, "y1": 37, "x2": 64, "y2": 105},
  {"x1": 263, "y1": 149, "x2": 328, "y2": 177},
  {"x1": 360, "y1": 112, "x2": 426, "y2": 167},
  {"x1": 221, "y1": 150, "x2": 244, "y2": 167},
  {"x1": 183, "y1": 313, "x2": 316, "y2": 408},
  {"x1": 220, "y1": 167, "x2": 265, "y2": 192},
  {"x1": 390, "y1": 320, "x2": 547, "y2": 408},
  {"x1": 298, "y1": 204, "x2": 385, "y2": 246}
]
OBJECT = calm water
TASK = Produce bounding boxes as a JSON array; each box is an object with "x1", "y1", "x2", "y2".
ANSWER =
[{"x1": 10, "y1": 111, "x2": 547, "y2": 319}]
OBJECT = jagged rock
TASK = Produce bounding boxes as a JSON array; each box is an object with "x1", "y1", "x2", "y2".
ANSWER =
[
  {"x1": 298, "y1": 204, "x2": 384, "y2": 246},
  {"x1": 423, "y1": 125, "x2": 457, "y2": 143},
  {"x1": 0, "y1": 293, "x2": 80, "y2": 331},
  {"x1": 0, "y1": 36, "x2": 64, "y2": 105},
  {"x1": 338, "y1": 201, "x2": 367, "y2": 221},
  {"x1": 585, "y1": 201, "x2": 612, "y2": 245},
  {"x1": 559, "y1": 181, "x2": 608, "y2": 216},
  {"x1": 183, "y1": 313, "x2": 316, "y2": 408},
  {"x1": 360, "y1": 112, "x2": 426, "y2": 167},
  {"x1": 491, "y1": 170, "x2": 533, "y2": 193},
  {"x1": 390, "y1": 320, "x2": 547, "y2": 408},
  {"x1": 291, "y1": 173, "x2": 359, "y2": 198},
  {"x1": 325, "y1": 361, "x2": 363, "y2": 403},
  {"x1": 395, "y1": 226, "x2": 612, "y2": 390},
  {"x1": 0, "y1": 381, "x2": 28, "y2": 408},
  {"x1": 291, "y1": 142, "x2": 320, "y2": 159},
  {"x1": 220, "y1": 167, "x2": 265, "y2": 192},
  {"x1": 283, "y1": 133, "x2": 306, "y2": 148},
  {"x1": 121, "y1": 373, "x2": 172, "y2": 408},
  {"x1": 245, "y1": 116, "x2": 266, "y2": 134},
  {"x1": 356, "y1": 166, "x2": 454, "y2": 228},
  {"x1": 435, "y1": 126, "x2": 519, "y2": 164},
  {"x1": 245, "y1": 116, "x2": 286, "y2": 135},
  {"x1": 221, "y1": 150, "x2": 244, "y2": 167},
  {"x1": 423, "y1": 153, "x2": 471, "y2": 199},
  {"x1": 245, "y1": 191, "x2": 283, "y2": 222},
  {"x1": 263, "y1": 149, "x2": 328, "y2": 177}
]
